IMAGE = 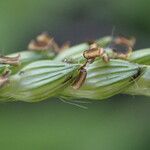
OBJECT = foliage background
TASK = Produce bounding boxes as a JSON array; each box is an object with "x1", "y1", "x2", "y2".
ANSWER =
[{"x1": 0, "y1": 0, "x2": 150, "y2": 149}]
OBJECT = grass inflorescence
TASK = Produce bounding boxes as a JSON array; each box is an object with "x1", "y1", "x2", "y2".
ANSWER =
[{"x1": 0, "y1": 33, "x2": 149, "y2": 102}]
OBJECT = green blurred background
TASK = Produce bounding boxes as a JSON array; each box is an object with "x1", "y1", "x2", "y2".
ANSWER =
[{"x1": 0, "y1": 0, "x2": 150, "y2": 149}]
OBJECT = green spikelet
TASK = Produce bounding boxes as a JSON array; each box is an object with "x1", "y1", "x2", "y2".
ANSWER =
[{"x1": 0, "y1": 60, "x2": 80, "y2": 102}]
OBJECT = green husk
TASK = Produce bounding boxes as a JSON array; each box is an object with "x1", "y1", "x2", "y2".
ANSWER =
[
  {"x1": 61, "y1": 59, "x2": 145, "y2": 100},
  {"x1": 129, "y1": 48, "x2": 150, "y2": 65},
  {"x1": 124, "y1": 66, "x2": 150, "y2": 96},
  {"x1": 0, "y1": 60, "x2": 80, "y2": 102}
]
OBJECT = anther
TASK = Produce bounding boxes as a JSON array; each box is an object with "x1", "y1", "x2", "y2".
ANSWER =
[
  {"x1": 28, "y1": 33, "x2": 70, "y2": 53},
  {"x1": 0, "y1": 70, "x2": 11, "y2": 87},
  {"x1": 72, "y1": 67, "x2": 87, "y2": 90},
  {"x1": 0, "y1": 54, "x2": 20, "y2": 65},
  {"x1": 83, "y1": 47, "x2": 104, "y2": 59}
]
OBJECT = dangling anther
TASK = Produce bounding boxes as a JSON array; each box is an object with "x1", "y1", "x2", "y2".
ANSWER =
[
  {"x1": 84, "y1": 41, "x2": 110, "y2": 63},
  {"x1": 0, "y1": 54, "x2": 20, "y2": 65},
  {"x1": 28, "y1": 32, "x2": 58, "y2": 51},
  {"x1": 28, "y1": 32, "x2": 70, "y2": 53},
  {"x1": 72, "y1": 67, "x2": 87, "y2": 90},
  {"x1": 73, "y1": 41, "x2": 110, "y2": 90},
  {"x1": 0, "y1": 69, "x2": 11, "y2": 87},
  {"x1": 112, "y1": 36, "x2": 135, "y2": 59},
  {"x1": 114, "y1": 36, "x2": 136, "y2": 48}
]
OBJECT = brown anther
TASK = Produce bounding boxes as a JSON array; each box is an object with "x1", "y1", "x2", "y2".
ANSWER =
[
  {"x1": 36, "y1": 32, "x2": 53, "y2": 44},
  {"x1": 84, "y1": 41, "x2": 110, "y2": 63},
  {"x1": 113, "y1": 47, "x2": 132, "y2": 60},
  {"x1": 111, "y1": 36, "x2": 135, "y2": 60},
  {"x1": 0, "y1": 70, "x2": 11, "y2": 87},
  {"x1": 28, "y1": 40, "x2": 43, "y2": 50},
  {"x1": 28, "y1": 33, "x2": 70, "y2": 53},
  {"x1": 28, "y1": 33, "x2": 57, "y2": 51},
  {"x1": 72, "y1": 67, "x2": 87, "y2": 90},
  {"x1": 114, "y1": 36, "x2": 136, "y2": 48},
  {"x1": 74, "y1": 40, "x2": 110, "y2": 90},
  {"x1": 83, "y1": 47, "x2": 104, "y2": 60},
  {"x1": 115, "y1": 46, "x2": 132, "y2": 60},
  {"x1": 0, "y1": 54, "x2": 20, "y2": 65},
  {"x1": 88, "y1": 41, "x2": 99, "y2": 49}
]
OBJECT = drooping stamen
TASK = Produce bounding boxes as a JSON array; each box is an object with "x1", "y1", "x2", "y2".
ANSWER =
[
  {"x1": 0, "y1": 54, "x2": 20, "y2": 65},
  {"x1": 28, "y1": 33, "x2": 70, "y2": 53},
  {"x1": 0, "y1": 70, "x2": 11, "y2": 87},
  {"x1": 72, "y1": 68, "x2": 87, "y2": 90}
]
